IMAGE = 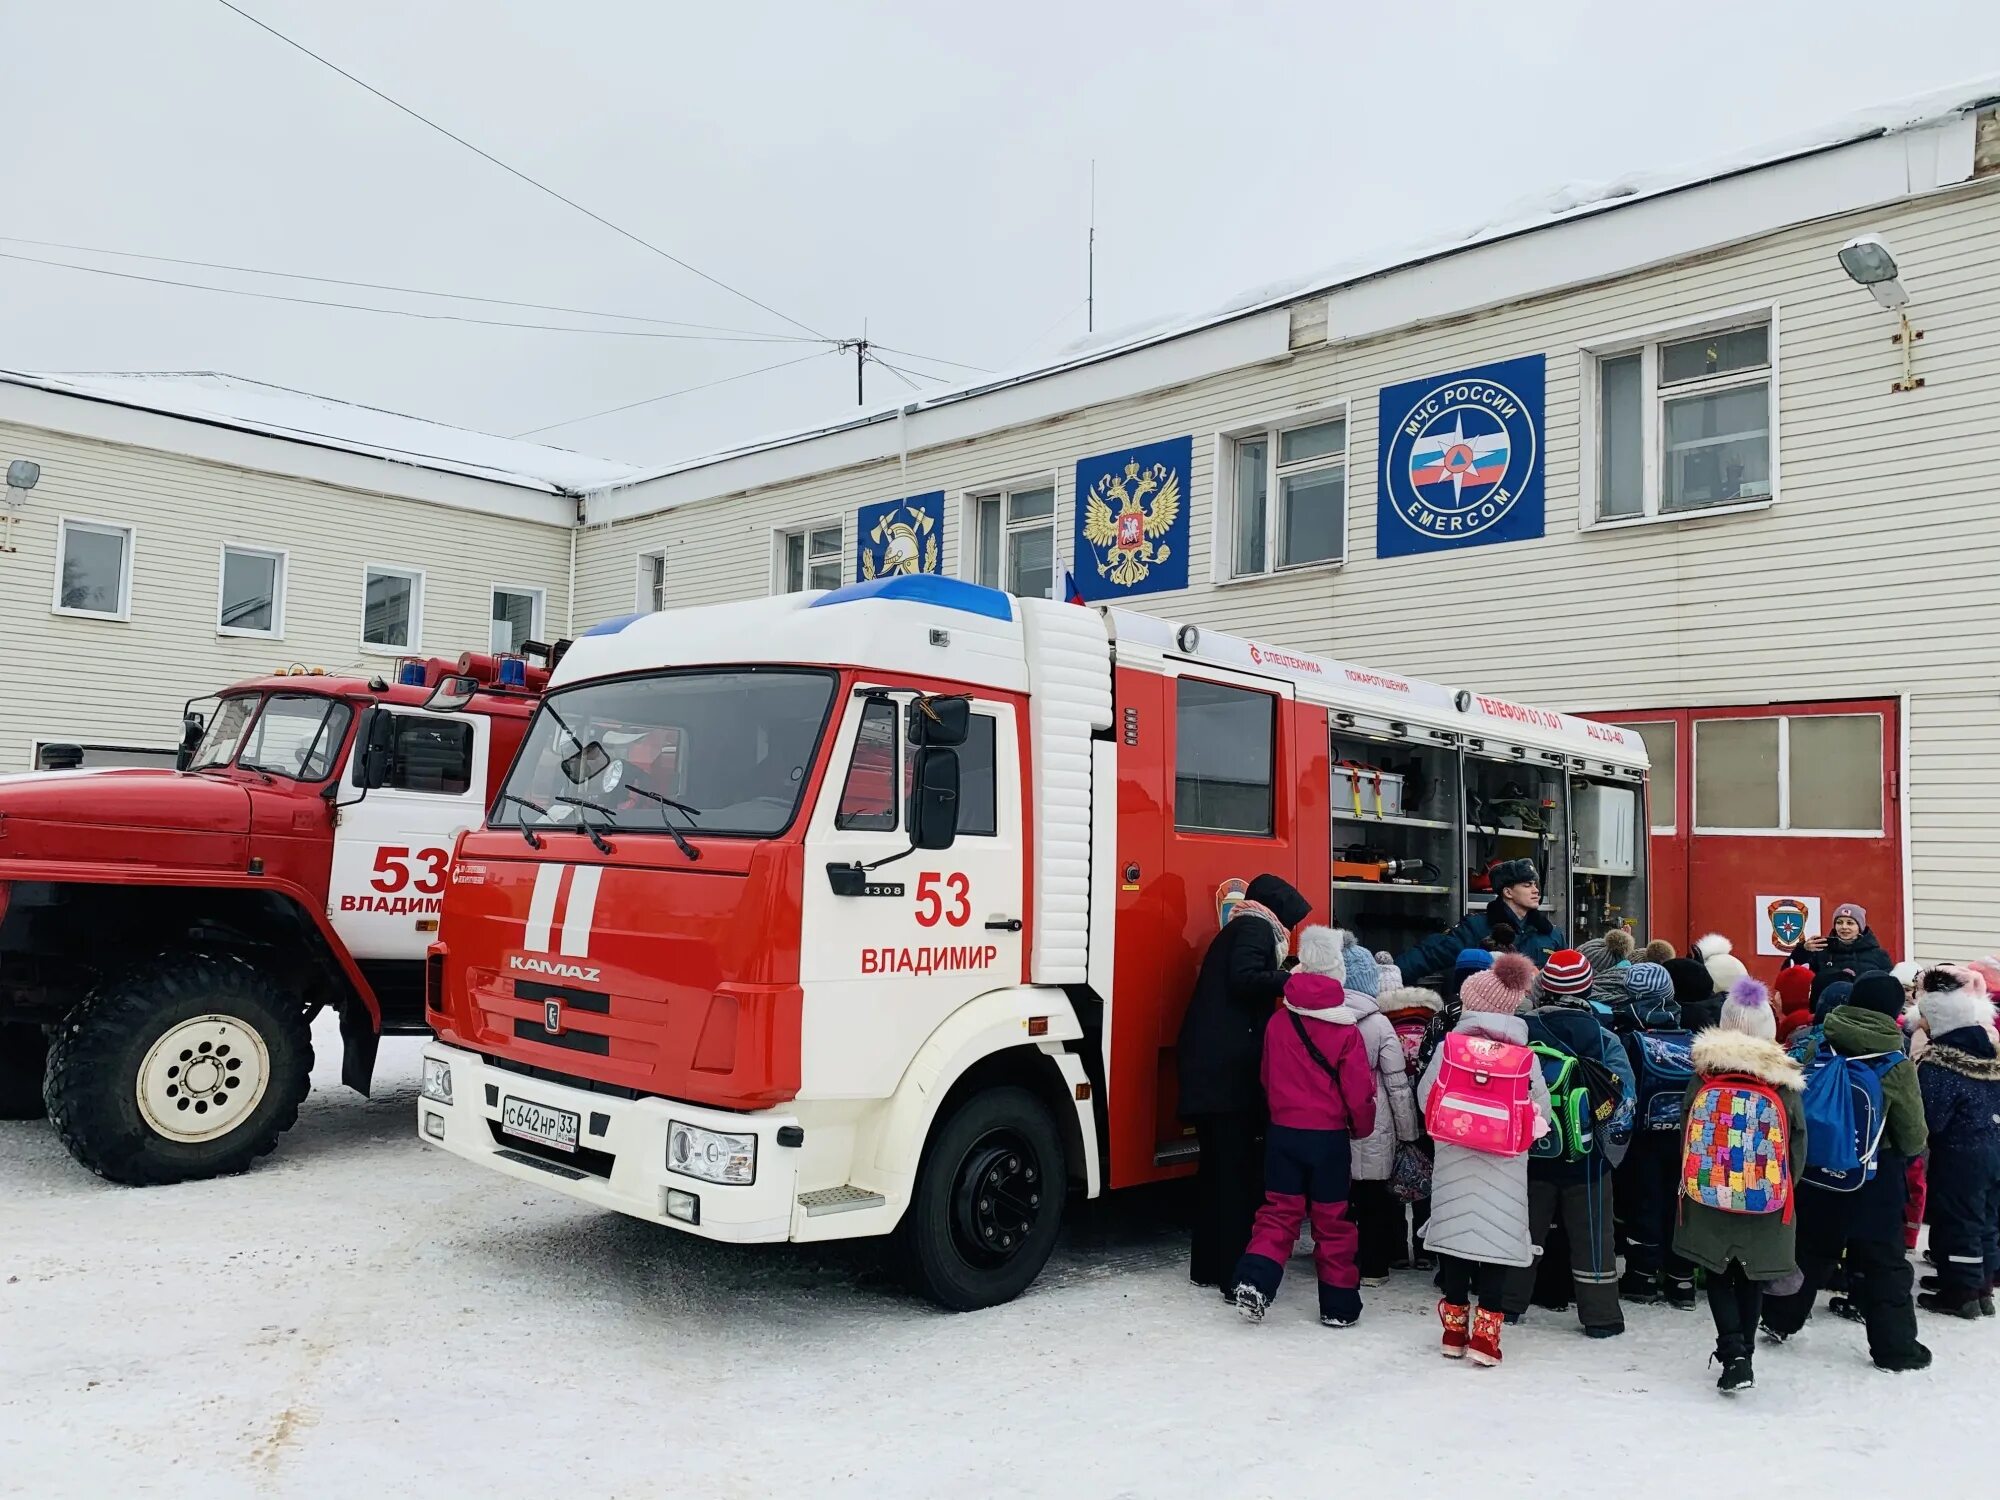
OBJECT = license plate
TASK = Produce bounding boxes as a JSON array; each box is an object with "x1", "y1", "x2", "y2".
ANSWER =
[{"x1": 501, "y1": 1096, "x2": 580, "y2": 1153}]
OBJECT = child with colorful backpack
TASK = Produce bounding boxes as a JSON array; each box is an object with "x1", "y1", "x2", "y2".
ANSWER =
[
  {"x1": 1504, "y1": 949, "x2": 1638, "y2": 1336},
  {"x1": 1618, "y1": 961, "x2": 1701, "y2": 1308},
  {"x1": 1417, "y1": 952, "x2": 1551, "y2": 1366},
  {"x1": 1231, "y1": 926, "x2": 1378, "y2": 1327},
  {"x1": 1914, "y1": 966, "x2": 2000, "y2": 1319},
  {"x1": 1674, "y1": 978, "x2": 1807, "y2": 1393},
  {"x1": 1759, "y1": 971, "x2": 1932, "y2": 1370}
]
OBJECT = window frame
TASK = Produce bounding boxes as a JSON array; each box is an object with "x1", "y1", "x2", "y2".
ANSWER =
[
  {"x1": 359, "y1": 562, "x2": 426, "y2": 656},
  {"x1": 51, "y1": 516, "x2": 135, "y2": 622},
  {"x1": 214, "y1": 541, "x2": 288, "y2": 639},
  {"x1": 1578, "y1": 303, "x2": 1781, "y2": 532},
  {"x1": 1172, "y1": 673, "x2": 1279, "y2": 838},
  {"x1": 1612, "y1": 719, "x2": 1678, "y2": 834},
  {"x1": 489, "y1": 582, "x2": 546, "y2": 654},
  {"x1": 960, "y1": 474, "x2": 1059, "y2": 600},
  {"x1": 834, "y1": 695, "x2": 902, "y2": 832},
  {"x1": 772, "y1": 521, "x2": 844, "y2": 595},
  {"x1": 1692, "y1": 710, "x2": 1885, "y2": 838},
  {"x1": 381, "y1": 711, "x2": 476, "y2": 797},
  {"x1": 1211, "y1": 403, "x2": 1350, "y2": 583},
  {"x1": 635, "y1": 550, "x2": 668, "y2": 613}
]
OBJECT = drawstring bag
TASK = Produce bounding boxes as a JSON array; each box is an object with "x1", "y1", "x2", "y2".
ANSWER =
[{"x1": 1390, "y1": 1140, "x2": 1432, "y2": 1203}]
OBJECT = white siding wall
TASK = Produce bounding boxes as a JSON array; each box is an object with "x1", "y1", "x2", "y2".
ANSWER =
[
  {"x1": 0, "y1": 422, "x2": 572, "y2": 764},
  {"x1": 573, "y1": 177, "x2": 2000, "y2": 957}
]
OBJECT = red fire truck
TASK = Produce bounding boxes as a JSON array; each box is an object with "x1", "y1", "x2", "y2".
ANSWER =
[
  {"x1": 418, "y1": 577, "x2": 1649, "y2": 1308},
  {"x1": 0, "y1": 652, "x2": 545, "y2": 1183}
]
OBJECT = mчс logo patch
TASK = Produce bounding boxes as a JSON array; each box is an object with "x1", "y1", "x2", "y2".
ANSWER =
[{"x1": 1377, "y1": 354, "x2": 1545, "y2": 558}]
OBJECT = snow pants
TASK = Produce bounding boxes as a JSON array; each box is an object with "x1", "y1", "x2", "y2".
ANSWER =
[
  {"x1": 1762, "y1": 1211, "x2": 1920, "y2": 1361},
  {"x1": 1928, "y1": 1146, "x2": 2000, "y2": 1297},
  {"x1": 1621, "y1": 1133, "x2": 1695, "y2": 1284},
  {"x1": 1235, "y1": 1125, "x2": 1360, "y2": 1322},
  {"x1": 1706, "y1": 1261, "x2": 1766, "y2": 1363},
  {"x1": 1503, "y1": 1174, "x2": 1622, "y2": 1332},
  {"x1": 1188, "y1": 1111, "x2": 1264, "y2": 1289}
]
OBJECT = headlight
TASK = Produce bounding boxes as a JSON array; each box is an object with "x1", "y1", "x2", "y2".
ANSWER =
[
  {"x1": 667, "y1": 1121, "x2": 756, "y2": 1185},
  {"x1": 421, "y1": 1057, "x2": 453, "y2": 1105}
]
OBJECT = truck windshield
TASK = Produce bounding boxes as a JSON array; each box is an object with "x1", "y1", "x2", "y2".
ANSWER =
[
  {"x1": 493, "y1": 669, "x2": 837, "y2": 838},
  {"x1": 189, "y1": 695, "x2": 258, "y2": 769},
  {"x1": 238, "y1": 695, "x2": 353, "y2": 781}
]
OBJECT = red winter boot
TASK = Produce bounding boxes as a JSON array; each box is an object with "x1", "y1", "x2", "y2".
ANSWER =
[
  {"x1": 1468, "y1": 1306, "x2": 1504, "y2": 1367},
  {"x1": 1438, "y1": 1300, "x2": 1470, "y2": 1359}
]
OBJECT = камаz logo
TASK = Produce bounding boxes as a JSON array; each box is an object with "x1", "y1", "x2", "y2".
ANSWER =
[{"x1": 1376, "y1": 354, "x2": 1545, "y2": 558}]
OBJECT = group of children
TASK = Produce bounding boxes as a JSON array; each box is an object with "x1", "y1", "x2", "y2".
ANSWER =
[{"x1": 1217, "y1": 894, "x2": 2000, "y2": 1392}]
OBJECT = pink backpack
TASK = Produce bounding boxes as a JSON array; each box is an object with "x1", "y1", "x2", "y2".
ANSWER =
[{"x1": 1425, "y1": 1032, "x2": 1536, "y2": 1156}]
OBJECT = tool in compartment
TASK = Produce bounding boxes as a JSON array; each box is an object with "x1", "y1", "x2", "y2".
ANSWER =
[{"x1": 1333, "y1": 844, "x2": 1441, "y2": 885}]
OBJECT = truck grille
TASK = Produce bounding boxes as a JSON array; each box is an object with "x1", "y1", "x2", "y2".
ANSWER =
[
  {"x1": 513, "y1": 1018, "x2": 609, "y2": 1055},
  {"x1": 488, "y1": 1121, "x2": 615, "y2": 1180}
]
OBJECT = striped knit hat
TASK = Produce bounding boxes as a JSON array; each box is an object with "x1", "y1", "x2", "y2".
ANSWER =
[
  {"x1": 1540, "y1": 948, "x2": 1595, "y2": 997},
  {"x1": 1624, "y1": 961, "x2": 1676, "y2": 1025}
]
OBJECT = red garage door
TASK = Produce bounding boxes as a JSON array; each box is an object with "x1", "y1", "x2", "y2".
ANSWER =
[{"x1": 1593, "y1": 700, "x2": 1902, "y2": 973}]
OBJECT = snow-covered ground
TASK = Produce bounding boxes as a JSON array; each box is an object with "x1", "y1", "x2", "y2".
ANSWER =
[{"x1": 4, "y1": 1017, "x2": 1997, "y2": 1499}]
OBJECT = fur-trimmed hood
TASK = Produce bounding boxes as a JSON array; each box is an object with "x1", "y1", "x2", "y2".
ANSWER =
[
  {"x1": 1378, "y1": 984, "x2": 1444, "y2": 1015},
  {"x1": 1692, "y1": 1028, "x2": 1806, "y2": 1091},
  {"x1": 1921, "y1": 1041, "x2": 2000, "y2": 1082}
]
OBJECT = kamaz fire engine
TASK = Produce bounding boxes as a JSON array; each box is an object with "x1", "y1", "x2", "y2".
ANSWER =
[
  {"x1": 0, "y1": 651, "x2": 546, "y2": 1183},
  {"x1": 418, "y1": 576, "x2": 1649, "y2": 1308}
]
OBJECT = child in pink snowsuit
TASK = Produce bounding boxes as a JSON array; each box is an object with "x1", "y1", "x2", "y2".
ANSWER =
[{"x1": 1233, "y1": 926, "x2": 1378, "y2": 1326}]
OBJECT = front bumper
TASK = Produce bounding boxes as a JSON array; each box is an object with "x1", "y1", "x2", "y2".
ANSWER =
[{"x1": 417, "y1": 1041, "x2": 800, "y2": 1242}]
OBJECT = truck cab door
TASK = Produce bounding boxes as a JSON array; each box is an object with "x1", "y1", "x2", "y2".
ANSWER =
[
  {"x1": 798, "y1": 690, "x2": 1026, "y2": 1099},
  {"x1": 328, "y1": 710, "x2": 488, "y2": 973}
]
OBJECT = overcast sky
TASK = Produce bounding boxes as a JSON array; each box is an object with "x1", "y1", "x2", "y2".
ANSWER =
[{"x1": 3, "y1": 1, "x2": 1997, "y2": 467}]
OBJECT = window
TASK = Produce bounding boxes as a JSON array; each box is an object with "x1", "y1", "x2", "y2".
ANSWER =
[
  {"x1": 53, "y1": 519, "x2": 133, "y2": 619},
  {"x1": 217, "y1": 545, "x2": 285, "y2": 637},
  {"x1": 384, "y1": 715, "x2": 474, "y2": 795},
  {"x1": 362, "y1": 565, "x2": 423, "y2": 651},
  {"x1": 1614, "y1": 721, "x2": 1677, "y2": 832},
  {"x1": 638, "y1": 551, "x2": 668, "y2": 613},
  {"x1": 490, "y1": 586, "x2": 544, "y2": 653},
  {"x1": 1694, "y1": 713, "x2": 1882, "y2": 834},
  {"x1": 1221, "y1": 414, "x2": 1346, "y2": 578},
  {"x1": 954, "y1": 714, "x2": 998, "y2": 837},
  {"x1": 238, "y1": 696, "x2": 351, "y2": 781},
  {"x1": 969, "y1": 483, "x2": 1055, "y2": 598},
  {"x1": 1174, "y1": 678, "x2": 1275, "y2": 835},
  {"x1": 1591, "y1": 316, "x2": 1774, "y2": 523},
  {"x1": 780, "y1": 525, "x2": 842, "y2": 593},
  {"x1": 836, "y1": 697, "x2": 900, "y2": 831}
]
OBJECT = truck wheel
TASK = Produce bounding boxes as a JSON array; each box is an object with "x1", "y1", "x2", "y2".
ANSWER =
[
  {"x1": 899, "y1": 1085, "x2": 1066, "y2": 1311},
  {"x1": 0, "y1": 1023, "x2": 50, "y2": 1120},
  {"x1": 44, "y1": 953, "x2": 313, "y2": 1186}
]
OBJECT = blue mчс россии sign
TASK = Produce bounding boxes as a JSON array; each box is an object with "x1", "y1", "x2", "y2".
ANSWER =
[{"x1": 1376, "y1": 354, "x2": 1545, "y2": 558}]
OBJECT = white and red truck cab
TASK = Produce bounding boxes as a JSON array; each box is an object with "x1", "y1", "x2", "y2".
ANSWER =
[
  {"x1": 0, "y1": 652, "x2": 545, "y2": 1183},
  {"x1": 418, "y1": 577, "x2": 1650, "y2": 1307}
]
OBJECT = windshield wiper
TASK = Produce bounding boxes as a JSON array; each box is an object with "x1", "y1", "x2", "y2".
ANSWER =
[
  {"x1": 551, "y1": 795, "x2": 617, "y2": 856},
  {"x1": 618, "y1": 786, "x2": 702, "y2": 863},
  {"x1": 495, "y1": 792, "x2": 549, "y2": 849}
]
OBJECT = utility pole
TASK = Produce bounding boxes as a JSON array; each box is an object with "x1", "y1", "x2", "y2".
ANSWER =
[{"x1": 841, "y1": 319, "x2": 870, "y2": 406}]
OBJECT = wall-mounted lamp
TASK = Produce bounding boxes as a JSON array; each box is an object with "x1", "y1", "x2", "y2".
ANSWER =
[
  {"x1": 2, "y1": 458, "x2": 38, "y2": 554},
  {"x1": 1837, "y1": 235, "x2": 1923, "y2": 392}
]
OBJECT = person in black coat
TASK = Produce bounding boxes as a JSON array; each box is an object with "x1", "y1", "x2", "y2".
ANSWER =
[
  {"x1": 1394, "y1": 860, "x2": 1566, "y2": 984},
  {"x1": 1178, "y1": 872, "x2": 1311, "y2": 1290},
  {"x1": 1787, "y1": 902, "x2": 1894, "y2": 981}
]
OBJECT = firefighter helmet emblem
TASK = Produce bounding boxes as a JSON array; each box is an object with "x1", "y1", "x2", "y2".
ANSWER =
[
  {"x1": 1081, "y1": 457, "x2": 1181, "y2": 590},
  {"x1": 860, "y1": 499, "x2": 940, "y2": 579}
]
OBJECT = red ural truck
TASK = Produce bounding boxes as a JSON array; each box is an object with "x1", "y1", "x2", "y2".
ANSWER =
[
  {"x1": 0, "y1": 652, "x2": 545, "y2": 1183},
  {"x1": 418, "y1": 576, "x2": 1650, "y2": 1308}
]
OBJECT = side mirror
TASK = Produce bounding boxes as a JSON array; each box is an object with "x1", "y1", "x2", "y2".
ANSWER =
[
  {"x1": 910, "y1": 694, "x2": 970, "y2": 748},
  {"x1": 561, "y1": 741, "x2": 611, "y2": 785},
  {"x1": 174, "y1": 713, "x2": 204, "y2": 772},
  {"x1": 910, "y1": 746, "x2": 960, "y2": 851},
  {"x1": 357, "y1": 707, "x2": 398, "y2": 789}
]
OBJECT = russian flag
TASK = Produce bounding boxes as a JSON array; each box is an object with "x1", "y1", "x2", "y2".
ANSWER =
[
  {"x1": 1064, "y1": 569, "x2": 1087, "y2": 606},
  {"x1": 1409, "y1": 426, "x2": 1509, "y2": 490}
]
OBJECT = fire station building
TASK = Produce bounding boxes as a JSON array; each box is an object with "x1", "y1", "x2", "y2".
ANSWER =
[{"x1": 570, "y1": 84, "x2": 2000, "y2": 964}]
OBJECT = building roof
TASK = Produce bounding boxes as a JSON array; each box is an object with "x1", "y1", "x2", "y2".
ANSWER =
[
  {"x1": 0, "y1": 369, "x2": 637, "y2": 494},
  {"x1": 591, "y1": 72, "x2": 2000, "y2": 500}
]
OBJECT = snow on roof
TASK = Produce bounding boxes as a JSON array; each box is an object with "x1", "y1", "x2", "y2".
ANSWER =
[
  {"x1": 599, "y1": 72, "x2": 2000, "y2": 494},
  {"x1": 0, "y1": 369, "x2": 638, "y2": 494}
]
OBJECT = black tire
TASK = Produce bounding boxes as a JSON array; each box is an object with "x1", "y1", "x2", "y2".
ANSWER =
[
  {"x1": 0, "y1": 1022, "x2": 50, "y2": 1120},
  {"x1": 899, "y1": 1084, "x2": 1066, "y2": 1311},
  {"x1": 44, "y1": 952, "x2": 313, "y2": 1186}
]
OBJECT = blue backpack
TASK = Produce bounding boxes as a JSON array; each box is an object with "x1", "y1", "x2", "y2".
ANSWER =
[
  {"x1": 1800, "y1": 1049, "x2": 1898, "y2": 1191},
  {"x1": 1629, "y1": 1030, "x2": 1697, "y2": 1132}
]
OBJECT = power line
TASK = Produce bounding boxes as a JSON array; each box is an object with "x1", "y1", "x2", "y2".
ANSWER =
[
  {"x1": 0, "y1": 250, "x2": 811, "y2": 344},
  {"x1": 512, "y1": 348, "x2": 837, "y2": 437},
  {"x1": 866, "y1": 342, "x2": 991, "y2": 374},
  {"x1": 213, "y1": 0, "x2": 831, "y2": 342},
  {"x1": 0, "y1": 234, "x2": 815, "y2": 340}
]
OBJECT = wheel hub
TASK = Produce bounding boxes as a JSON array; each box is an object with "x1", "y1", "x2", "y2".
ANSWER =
[
  {"x1": 949, "y1": 1129, "x2": 1045, "y2": 1267},
  {"x1": 135, "y1": 1015, "x2": 272, "y2": 1143}
]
